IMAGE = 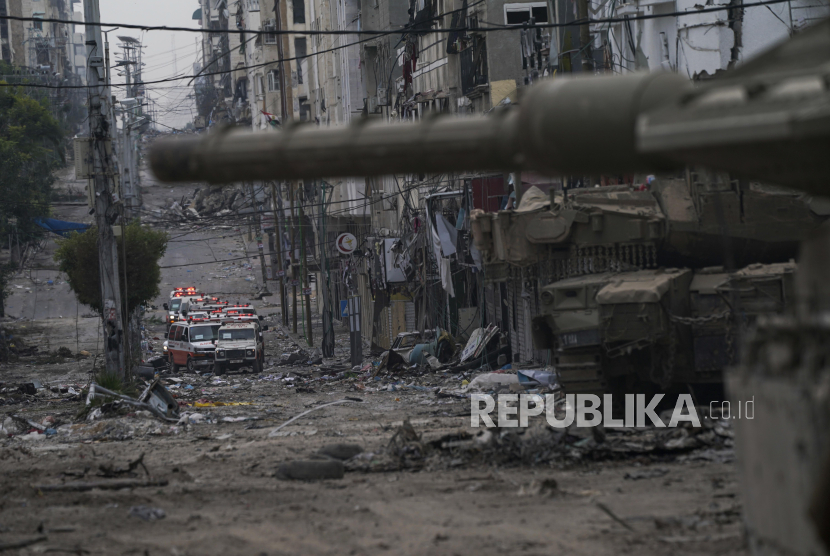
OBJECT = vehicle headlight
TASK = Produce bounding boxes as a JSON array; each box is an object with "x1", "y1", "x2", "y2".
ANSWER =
[
  {"x1": 163, "y1": 345, "x2": 168, "y2": 352},
  {"x1": 216, "y1": 350, "x2": 225, "y2": 358},
  {"x1": 246, "y1": 349, "x2": 254, "y2": 357}
]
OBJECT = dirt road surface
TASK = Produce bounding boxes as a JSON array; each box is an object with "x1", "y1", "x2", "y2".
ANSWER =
[{"x1": 0, "y1": 162, "x2": 748, "y2": 555}]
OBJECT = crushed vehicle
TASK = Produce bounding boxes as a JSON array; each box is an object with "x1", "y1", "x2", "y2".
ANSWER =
[
  {"x1": 165, "y1": 318, "x2": 220, "y2": 372},
  {"x1": 214, "y1": 321, "x2": 266, "y2": 375},
  {"x1": 389, "y1": 329, "x2": 455, "y2": 365}
]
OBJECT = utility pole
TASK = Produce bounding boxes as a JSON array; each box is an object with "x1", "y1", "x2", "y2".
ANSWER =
[
  {"x1": 289, "y1": 181, "x2": 298, "y2": 334},
  {"x1": 270, "y1": 181, "x2": 288, "y2": 326},
  {"x1": 577, "y1": 0, "x2": 594, "y2": 73},
  {"x1": 251, "y1": 183, "x2": 270, "y2": 292},
  {"x1": 273, "y1": 0, "x2": 292, "y2": 125},
  {"x1": 123, "y1": 61, "x2": 133, "y2": 219},
  {"x1": 318, "y1": 181, "x2": 334, "y2": 357},
  {"x1": 299, "y1": 183, "x2": 313, "y2": 346},
  {"x1": 84, "y1": 0, "x2": 125, "y2": 379}
]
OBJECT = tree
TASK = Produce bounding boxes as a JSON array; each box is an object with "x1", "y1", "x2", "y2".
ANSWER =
[
  {"x1": 54, "y1": 222, "x2": 168, "y2": 315},
  {"x1": 0, "y1": 75, "x2": 65, "y2": 315}
]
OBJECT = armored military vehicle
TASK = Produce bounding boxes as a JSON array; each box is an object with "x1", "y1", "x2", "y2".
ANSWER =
[{"x1": 468, "y1": 177, "x2": 824, "y2": 395}]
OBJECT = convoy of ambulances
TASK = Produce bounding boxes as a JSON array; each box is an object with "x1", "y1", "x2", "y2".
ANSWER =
[
  {"x1": 163, "y1": 288, "x2": 209, "y2": 328},
  {"x1": 163, "y1": 289, "x2": 266, "y2": 374}
]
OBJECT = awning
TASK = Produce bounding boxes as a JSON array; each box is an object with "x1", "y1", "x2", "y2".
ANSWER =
[
  {"x1": 34, "y1": 217, "x2": 91, "y2": 238},
  {"x1": 192, "y1": 8, "x2": 202, "y2": 20}
]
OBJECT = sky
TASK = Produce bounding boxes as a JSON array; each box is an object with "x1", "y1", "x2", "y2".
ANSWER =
[{"x1": 79, "y1": 0, "x2": 204, "y2": 131}]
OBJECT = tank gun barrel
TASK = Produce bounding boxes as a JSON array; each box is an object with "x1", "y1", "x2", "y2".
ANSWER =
[
  {"x1": 150, "y1": 73, "x2": 690, "y2": 183},
  {"x1": 150, "y1": 18, "x2": 830, "y2": 193}
]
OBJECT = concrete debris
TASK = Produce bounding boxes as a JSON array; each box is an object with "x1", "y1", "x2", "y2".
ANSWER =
[
  {"x1": 280, "y1": 349, "x2": 308, "y2": 365},
  {"x1": 517, "y1": 478, "x2": 558, "y2": 497},
  {"x1": 464, "y1": 373, "x2": 520, "y2": 392},
  {"x1": 128, "y1": 506, "x2": 167, "y2": 521},
  {"x1": 159, "y1": 187, "x2": 246, "y2": 222}
]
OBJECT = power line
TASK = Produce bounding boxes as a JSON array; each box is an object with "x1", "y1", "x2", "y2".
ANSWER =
[
  {"x1": 0, "y1": 0, "x2": 797, "y2": 37},
  {"x1": 0, "y1": 28, "x2": 393, "y2": 90},
  {"x1": 0, "y1": 0, "x2": 802, "y2": 93}
]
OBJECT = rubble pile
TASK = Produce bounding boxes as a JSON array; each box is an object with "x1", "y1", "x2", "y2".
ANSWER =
[
  {"x1": 345, "y1": 411, "x2": 735, "y2": 473},
  {"x1": 160, "y1": 187, "x2": 246, "y2": 222}
]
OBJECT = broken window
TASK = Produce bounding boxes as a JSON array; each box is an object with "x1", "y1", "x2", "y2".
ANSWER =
[
  {"x1": 503, "y1": 3, "x2": 548, "y2": 25},
  {"x1": 263, "y1": 19, "x2": 277, "y2": 44},
  {"x1": 267, "y1": 69, "x2": 280, "y2": 92},
  {"x1": 294, "y1": 37, "x2": 307, "y2": 84},
  {"x1": 293, "y1": 0, "x2": 306, "y2": 24}
]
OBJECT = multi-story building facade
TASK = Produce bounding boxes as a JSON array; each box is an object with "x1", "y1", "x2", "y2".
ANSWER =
[{"x1": 1, "y1": 0, "x2": 83, "y2": 82}]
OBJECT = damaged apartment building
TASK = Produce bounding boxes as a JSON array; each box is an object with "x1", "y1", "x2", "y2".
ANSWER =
[
  {"x1": 0, "y1": 0, "x2": 87, "y2": 131},
  {"x1": 188, "y1": 0, "x2": 830, "y2": 365}
]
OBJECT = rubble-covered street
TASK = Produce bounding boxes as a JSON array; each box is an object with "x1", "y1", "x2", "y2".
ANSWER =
[
  {"x1": 0, "y1": 357, "x2": 745, "y2": 555},
  {"x1": 0, "y1": 166, "x2": 745, "y2": 556}
]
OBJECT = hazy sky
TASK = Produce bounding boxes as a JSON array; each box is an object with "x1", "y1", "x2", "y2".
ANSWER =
[{"x1": 82, "y1": 0, "x2": 203, "y2": 130}]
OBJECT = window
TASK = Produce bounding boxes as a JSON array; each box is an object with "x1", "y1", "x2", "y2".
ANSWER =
[
  {"x1": 220, "y1": 328, "x2": 256, "y2": 340},
  {"x1": 256, "y1": 74, "x2": 265, "y2": 95},
  {"x1": 173, "y1": 326, "x2": 183, "y2": 341},
  {"x1": 181, "y1": 328, "x2": 189, "y2": 342},
  {"x1": 33, "y1": 19, "x2": 43, "y2": 31},
  {"x1": 267, "y1": 69, "x2": 280, "y2": 91},
  {"x1": 168, "y1": 327, "x2": 176, "y2": 341},
  {"x1": 292, "y1": 0, "x2": 305, "y2": 24},
  {"x1": 294, "y1": 37, "x2": 306, "y2": 84},
  {"x1": 247, "y1": 0, "x2": 260, "y2": 11},
  {"x1": 503, "y1": 3, "x2": 549, "y2": 25},
  {"x1": 170, "y1": 299, "x2": 181, "y2": 311},
  {"x1": 190, "y1": 325, "x2": 220, "y2": 341},
  {"x1": 0, "y1": 0, "x2": 8, "y2": 41},
  {"x1": 263, "y1": 19, "x2": 277, "y2": 45}
]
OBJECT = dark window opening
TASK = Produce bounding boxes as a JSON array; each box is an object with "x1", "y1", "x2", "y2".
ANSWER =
[
  {"x1": 532, "y1": 6, "x2": 548, "y2": 22},
  {"x1": 299, "y1": 97, "x2": 310, "y2": 121},
  {"x1": 505, "y1": 6, "x2": 549, "y2": 25},
  {"x1": 506, "y1": 11, "x2": 529, "y2": 24},
  {"x1": 294, "y1": 37, "x2": 306, "y2": 84},
  {"x1": 293, "y1": 0, "x2": 306, "y2": 24}
]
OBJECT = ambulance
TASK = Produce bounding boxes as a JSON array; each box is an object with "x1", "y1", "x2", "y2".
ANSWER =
[
  {"x1": 163, "y1": 288, "x2": 209, "y2": 327},
  {"x1": 165, "y1": 317, "x2": 221, "y2": 372},
  {"x1": 214, "y1": 320, "x2": 266, "y2": 375}
]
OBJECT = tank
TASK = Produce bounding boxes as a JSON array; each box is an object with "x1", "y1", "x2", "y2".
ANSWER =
[{"x1": 468, "y1": 175, "x2": 823, "y2": 395}]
